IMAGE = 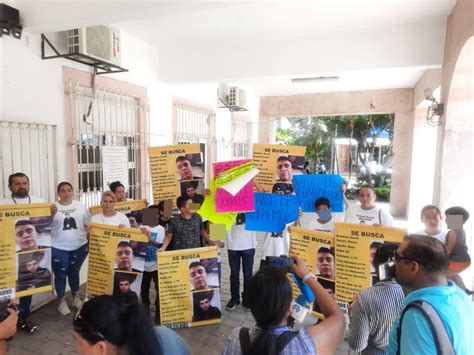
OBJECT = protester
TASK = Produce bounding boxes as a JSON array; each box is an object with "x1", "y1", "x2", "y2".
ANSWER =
[
  {"x1": 72, "y1": 295, "x2": 190, "y2": 355},
  {"x1": 0, "y1": 173, "x2": 51, "y2": 333},
  {"x1": 226, "y1": 213, "x2": 257, "y2": 312},
  {"x1": 109, "y1": 181, "x2": 128, "y2": 202},
  {"x1": 157, "y1": 200, "x2": 172, "y2": 230},
  {"x1": 139, "y1": 204, "x2": 166, "y2": 323},
  {"x1": 158, "y1": 196, "x2": 212, "y2": 252},
  {"x1": 223, "y1": 256, "x2": 344, "y2": 355},
  {"x1": 0, "y1": 302, "x2": 18, "y2": 354},
  {"x1": 415, "y1": 204, "x2": 454, "y2": 244},
  {"x1": 344, "y1": 185, "x2": 393, "y2": 226},
  {"x1": 16, "y1": 251, "x2": 51, "y2": 292},
  {"x1": 303, "y1": 190, "x2": 348, "y2": 233},
  {"x1": 369, "y1": 241, "x2": 383, "y2": 274},
  {"x1": 317, "y1": 247, "x2": 335, "y2": 280},
  {"x1": 51, "y1": 181, "x2": 90, "y2": 316},
  {"x1": 444, "y1": 206, "x2": 472, "y2": 292},
  {"x1": 90, "y1": 192, "x2": 130, "y2": 227},
  {"x1": 346, "y1": 243, "x2": 404, "y2": 354},
  {"x1": 192, "y1": 290, "x2": 221, "y2": 322},
  {"x1": 387, "y1": 235, "x2": 474, "y2": 354}
]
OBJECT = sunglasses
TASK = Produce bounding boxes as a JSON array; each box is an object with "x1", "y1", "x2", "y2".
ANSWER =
[
  {"x1": 73, "y1": 307, "x2": 105, "y2": 341},
  {"x1": 393, "y1": 251, "x2": 424, "y2": 266}
]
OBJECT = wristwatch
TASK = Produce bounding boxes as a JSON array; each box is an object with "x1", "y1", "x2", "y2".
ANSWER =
[{"x1": 302, "y1": 273, "x2": 316, "y2": 284}]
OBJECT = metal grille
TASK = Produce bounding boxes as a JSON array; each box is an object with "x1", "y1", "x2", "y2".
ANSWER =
[
  {"x1": 232, "y1": 120, "x2": 251, "y2": 159},
  {"x1": 174, "y1": 103, "x2": 215, "y2": 182},
  {"x1": 69, "y1": 84, "x2": 148, "y2": 207},
  {"x1": 0, "y1": 122, "x2": 57, "y2": 202}
]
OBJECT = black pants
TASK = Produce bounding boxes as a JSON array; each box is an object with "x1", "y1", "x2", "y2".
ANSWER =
[{"x1": 141, "y1": 270, "x2": 160, "y2": 321}]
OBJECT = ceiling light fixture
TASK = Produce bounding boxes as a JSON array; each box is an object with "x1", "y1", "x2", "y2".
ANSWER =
[{"x1": 290, "y1": 76, "x2": 339, "y2": 84}]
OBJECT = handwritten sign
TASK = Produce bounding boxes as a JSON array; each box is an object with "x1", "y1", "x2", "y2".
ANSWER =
[
  {"x1": 245, "y1": 193, "x2": 299, "y2": 233},
  {"x1": 293, "y1": 175, "x2": 345, "y2": 212},
  {"x1": 197, "y1": 180, "x2": 237, "y2": 230}
]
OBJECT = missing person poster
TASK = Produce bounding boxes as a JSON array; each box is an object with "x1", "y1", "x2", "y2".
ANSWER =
[
  {"x1": 289, "y1": 226, "x2": 335, "y2": 319},
  {"x1": 89, "y1": 199, "x2": 147, "y2": 216},
  {"x1": 86, "y1": 223, "x2": 148, "y2": 303},
  {"x1": 157, "y1": 246, "x2": 221, "y2": 328},
  {"x1": 334, "y1": 222, "x2": 406, "y2": 314},
  {"x1": 252, "y1": 144, "x2": 306, "y2": 193},
  {"x1": 0, "y1": 203, "x2": 53, "y2": 299},
  {"x1": 148, "y1": 144, "x2": 205, "y2": 206}
]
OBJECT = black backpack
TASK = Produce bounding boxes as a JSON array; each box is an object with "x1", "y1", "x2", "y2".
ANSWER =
[
  {"x1": 396, "y1": 300, "x2": 454, "y2": 355},
  {"x1": 239, "y1": 327, "x2": 299, "y2": 354}
]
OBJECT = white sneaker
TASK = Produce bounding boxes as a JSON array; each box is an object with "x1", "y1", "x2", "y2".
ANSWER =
[
  {"x1": 73, "y1": 295, "x2": 83, "y2": 309},
  {"x1": 58, "y1": 301, "x2": 71, "y2": 316}
]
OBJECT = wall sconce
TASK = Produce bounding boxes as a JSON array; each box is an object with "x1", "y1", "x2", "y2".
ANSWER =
[{"x1": 424, "y1": 88, "x2": 444, "y2": 126}]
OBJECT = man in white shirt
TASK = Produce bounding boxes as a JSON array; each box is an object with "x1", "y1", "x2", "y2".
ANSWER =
[
  {"x1": 0, "y1": 173, "x2": 49, "y2": 334},
  {"x1": 344, "y1": 186, "x2": 393, "y2": 226}
]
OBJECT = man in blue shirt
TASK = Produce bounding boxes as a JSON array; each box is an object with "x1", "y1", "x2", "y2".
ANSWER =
[{"x1": 388, "y1": 234, "x2": 473, "y2": 354}]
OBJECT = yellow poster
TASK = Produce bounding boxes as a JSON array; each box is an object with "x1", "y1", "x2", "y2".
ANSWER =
[
  {"x1": 289, "y1": 226, "x2": 335, "y2": 319},
  {"x1": 252, "y1": 144, "x2": 306, "y2": 193},
  {"x1": 86, "y1": 223, "x2": 148, "y2": 301},
  {"x1": 148, "y1": 144, "x2": 205, "y2": 206},
  {"x1": 90, "y1": 199, "x2": 147, "y2": 216},
  {"x1": 334, "y1": 222, "x2": 406, "y2": 313},
  {"x1": 0, "y1": 203, "x2": 53, "y2": 299},
  {"x1": 157, "y1": 246, "x2": 221, "y2": 328}
]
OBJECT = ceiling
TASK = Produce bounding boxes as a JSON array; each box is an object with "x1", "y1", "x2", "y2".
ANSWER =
[{"x1": 13, "y1": 0, "x2": 457, "y2": 96}]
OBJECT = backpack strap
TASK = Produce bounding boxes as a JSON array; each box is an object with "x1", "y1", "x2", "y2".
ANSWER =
[
  {"x1": 378, "y1": 208, "x2": 382, "y2": 225},
  {"x1": 396, "y1": 300, "x2": 454, "y2": 355},
  {"x1": 239, "y1": 327, "x2": 252, "y2": 354},
  {"x1": 275, "y1": 331, "x2": 299, "y2": 353}
]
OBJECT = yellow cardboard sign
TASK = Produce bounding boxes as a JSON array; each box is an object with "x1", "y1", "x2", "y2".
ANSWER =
[
  {"x1": 197, "y1": 180, "x2": 237, "y2": 230},
  {"x1": 252, "y1": 144, "x2": 306, "y2": 193},
  {"x1": 157, "y1": 246, "x2": 221, "y2": 328},
  {"x1": 0, "y1": 203, "x2": 53, "y2": 299},
  {"x1": 86, "y1": 223, "x2": 148, "y2": 298},
  {"x1": 289, "y1": 226, "x2": 335, "y2": 319},
  {"x1": 90, "y1": 199, "x2": 147, "y2": 216},
  {"x1": 334, "y1": 222, "x2": 406, "y2": 308},
  {"x1": 148, "y1": 144, "x2": 204, "y2": 206}
]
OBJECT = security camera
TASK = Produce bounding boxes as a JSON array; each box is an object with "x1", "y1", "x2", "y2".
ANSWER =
[{"x1": 424, "y1": 88, "x2": 436, "y2": 102}]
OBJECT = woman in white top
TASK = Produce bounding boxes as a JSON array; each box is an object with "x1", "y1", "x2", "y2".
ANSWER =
[
  {"x1": 344, "y1": 186, "x2": 394, "y2": 226},
  {"x1": 90, "y1": 191, "x2": 130, "y2": 227},
  {"x1": 415, "y1": 205, "x2": 454, "y2": 244},
  {"x1": 51, "y1": 182, "x2": 91, "y2": 316}
]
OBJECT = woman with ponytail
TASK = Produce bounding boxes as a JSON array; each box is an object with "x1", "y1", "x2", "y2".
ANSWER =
[
  {"x1": 72, "y1": 295, "x2": 189, "y2": 355},
  {"x1": 223, "y1": 256, "x2": 344, "y2": 355}
]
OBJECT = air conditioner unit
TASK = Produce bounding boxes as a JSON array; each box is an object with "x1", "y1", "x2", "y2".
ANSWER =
[
  {"x1": 67, "y1": 25, "x2": 121, "y2": 66},
  {"x1": 228, "y1": 87, "x2": 246, "y2": 108}
]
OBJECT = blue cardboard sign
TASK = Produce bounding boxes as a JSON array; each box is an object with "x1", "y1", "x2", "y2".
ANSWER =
[
  {"x1": 293, "y1": 175, "x2": 345, "y2": 212},
  {"x1": 245, "y1": 193, "x2": 299, "y2": 233}
]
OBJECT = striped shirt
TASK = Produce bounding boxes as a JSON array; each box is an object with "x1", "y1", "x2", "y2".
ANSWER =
[
  {"x1": 346, "y1": 281, "x2": 405, "y2": 355},
  {"x1": 223, "y1": 325, "x2": 317, "y2": 355}
]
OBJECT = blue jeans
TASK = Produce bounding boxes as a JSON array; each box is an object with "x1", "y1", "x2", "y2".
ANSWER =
[
  {"x1": 52, "y1": 243, "x2": 89, "y2": 299},
  {"x1": 228, "y1": 249, "x2": 255, "y2": 303}
]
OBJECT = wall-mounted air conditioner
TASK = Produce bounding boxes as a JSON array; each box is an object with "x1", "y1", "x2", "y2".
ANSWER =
[
  {"x1": 67, "y1": 25, "x2": 121, "y2": 66},
  {"x1": 228, "y1": 87, "x2": 246, "y2": 108}
]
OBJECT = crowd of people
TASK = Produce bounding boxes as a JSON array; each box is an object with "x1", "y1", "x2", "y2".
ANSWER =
[{"x1": 0, "y1": 170, "x2": 472, "y2": 355}]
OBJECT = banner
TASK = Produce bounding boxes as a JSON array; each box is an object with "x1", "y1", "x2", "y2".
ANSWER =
[
  {"x1": 289, "y1": 226, "x2": 335, "y2": 319},
  {"x1": 148, "y1": 144, "x2": 205, "y2": 206},
  {"x1": 293, "y1": 174, "x2": 345, "y2": 212},
  {"x1": 335, "y1": 222, "x2": 406, "y2": 314},
  {"x1": 252, "y1": 144, "x2": 306, "y2": 193},
  {"x1": 214, "y1": 159, "x2": 256, "y2": 212},
  {"x1": 157, "y1": 246, "x2": 221, "y2": 328},
  {"x1": 102, "y1": 145, "x2": 129, "y2": 191},
  {"x1": 86, "y1": 223, "x2": 148, "y2": 302},
  {"x1": 90, "y1": 199, "x2": 147, "y2": 216},
  {"x1": 197, "y1": 180, "x2": 237, "y2": 230},
  {"x1": 0, "y1": 203, "x2": 53, "y2": 299},
  {"x1": 245, "y1": 193, "x2": 299, "y2": 232}
]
